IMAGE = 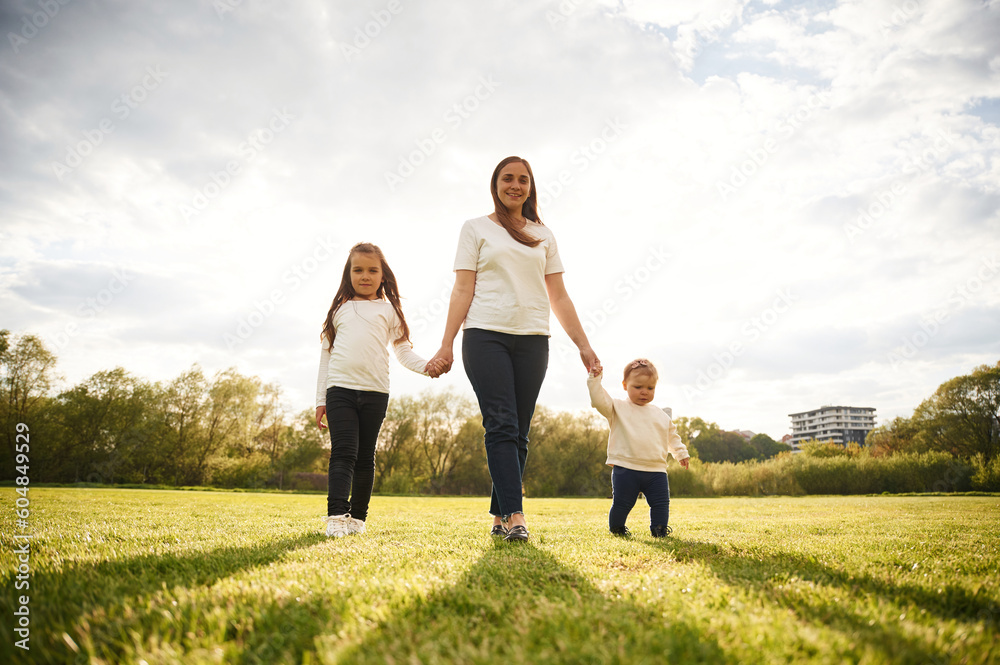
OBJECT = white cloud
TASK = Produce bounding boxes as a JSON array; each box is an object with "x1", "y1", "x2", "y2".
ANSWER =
[{"x1": 1, "y1": 0, "x2": 998, "y2": 438}]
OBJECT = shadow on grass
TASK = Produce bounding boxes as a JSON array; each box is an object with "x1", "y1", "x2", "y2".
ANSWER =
[
  {"x1": 331, "y1": 540, "x2": 734, "y2": 665},
  {"x1": 644, "y1": 537, "x2": 993, "y2": 664},
  {"x1": 11, "y1": 537, "x2": 737, "y2": 664},
  {"x1": 0, "y1": 531, "x2": 327, "y2": 664}
]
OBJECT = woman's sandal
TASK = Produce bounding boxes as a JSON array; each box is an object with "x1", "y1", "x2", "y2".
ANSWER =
[{"x1": 490, "y1": 524, "x2": 508, "y2": 537}]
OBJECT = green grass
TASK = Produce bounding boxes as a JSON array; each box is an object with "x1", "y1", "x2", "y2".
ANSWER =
[{"x1": 1, "y1": 490, "x2": 997, "y2": 664}]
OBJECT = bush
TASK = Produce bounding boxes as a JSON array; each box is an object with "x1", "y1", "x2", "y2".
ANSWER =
[
  {"x1": 379, "y1": 472, "x2": 422, "y2": 495},
  {"x1": 696, "y1": 459, "x2": 803, "y2": 496},
  {"x1": 207, "y1": 454, "x2": 272, "y2": 489},
  {"x1": 677, "y1": 450, "x2": 977, "y2": 496},
  {"x1": 798, "y1": 441, "x2": 861, "y2": 458},
  {"x1": 666, "y1": 461, "x2": 706, "y2": 497},
  {"x1": 285, "y1": 472, "x2": 326, "y2": 492},
  {"x1": 970, "y1": 454, "x2": 1000, "y2": 491}
]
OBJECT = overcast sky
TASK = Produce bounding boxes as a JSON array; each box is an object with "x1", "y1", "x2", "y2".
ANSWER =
[{"x1": 2, "y1": 0, "x2": 998, "y2": 439}]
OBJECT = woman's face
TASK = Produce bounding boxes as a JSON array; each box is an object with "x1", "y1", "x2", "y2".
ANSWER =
[{"x1": 495, "y1": 161, "x2": 531, "y2": 214}]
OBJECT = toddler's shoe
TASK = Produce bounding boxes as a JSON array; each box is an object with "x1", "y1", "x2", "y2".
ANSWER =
[
  {"x1": 610, "y1": 525, "x2": 632, "y2": 537},
  {"x1": 650, "y1": 525, "x2": 673, "y2": 538}
]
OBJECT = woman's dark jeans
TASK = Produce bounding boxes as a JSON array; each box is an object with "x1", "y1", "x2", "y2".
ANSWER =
[
  {"x1": 462, "y1": 328, "x2": 549, "y2": 519},
  {"x1": 325, "y1": 386, "x2": 389, "y2": 522},
  {"x1": 609, "y1": 466, "x2": 670, "y2": 534}
]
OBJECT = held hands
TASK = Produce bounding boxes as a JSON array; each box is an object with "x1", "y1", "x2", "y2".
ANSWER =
[
  {"x1": 425, "y1": 357, "x2": 450, "y2": 378},
  {"x1": 425, "y1": 346, "x2": 454, "y2": 378},
  {"x1": 581, "y1": 346, "x2": 602, "y2": 376}
]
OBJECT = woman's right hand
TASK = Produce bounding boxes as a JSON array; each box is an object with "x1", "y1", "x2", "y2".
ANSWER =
[
  {"x1": 315, "y1": 406, "x2": 327, "y2": 429},
  {"x1": 580, "y1": 346, "x2": 601, "y2": 374}
]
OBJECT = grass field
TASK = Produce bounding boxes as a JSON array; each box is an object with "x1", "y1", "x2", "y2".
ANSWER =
[{"x1": 1, "y1": 489, "x2": 997, "y2": 664}]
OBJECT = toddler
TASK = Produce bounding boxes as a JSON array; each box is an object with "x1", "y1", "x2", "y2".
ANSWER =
[{"x1": 588, "y1": 358, "x2": 689, "y2": 537}]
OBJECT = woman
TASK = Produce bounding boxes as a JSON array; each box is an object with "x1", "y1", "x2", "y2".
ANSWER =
[{"x1": 430, "y1": 156, "x2": 600, "y2": 541}]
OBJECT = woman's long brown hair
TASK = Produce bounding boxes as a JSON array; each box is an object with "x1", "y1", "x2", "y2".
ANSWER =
[
  {"x1": 321, "y1": 243, "x2": 411, "y2": 349},
  {"x1": 491, "y1": 156, "x2": 544, "y2": 247}
]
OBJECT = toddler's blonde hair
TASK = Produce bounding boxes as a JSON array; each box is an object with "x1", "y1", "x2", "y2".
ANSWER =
[{"x1": 623, "y1": 358, "x2": 658, "y2": 383}]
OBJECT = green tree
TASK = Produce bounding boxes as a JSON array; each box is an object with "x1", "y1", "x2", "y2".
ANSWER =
[
  {"x1": 250, "y1": 380, "x2": 286, "y2": 467},
  {"x1": 673, "y1": 416, "x2": 717, "y2": 457},
  {"x1": 49, "y1": 368, "x2": 160, "y2": 483},
  {"x1": 275, "y1": 408, "x2": 329, "y2": 490},
  {"x1": 749, "y1": 433, "x2": 790, "y2": 459},
  {"x1": 157, "y1": 365, "x2": 210, "y2": 485},
  {"x1": 438, "y1": 417, "x2": 490, "y2": 495},
  {"x1": 866, "y1": 416, "x2": 919, "y2": 456},
  {"x1": 409, "y1": 388, "x2": 479, "y2": 494},
  {"x1": 912, "y1": 362, "x2": 999, "y2": 460},
  {"x1": 201, "y1": 370, "x2": 287, "y2": 489},
  {"x1": 672, "y1": 416, "x2": 721, "y2": 457},
  {"x1": 524, "y1": 407, "x2": 608, "y2": 497},
  {"x1": 374, "y1": 394, "x2": 422, "y2": 492},
  {"x1": 694, "y1": 429, "x2": 759, "y2": 464},
  {"x1": 1, "y1": 331, "x2": 59, "y2": 479}
]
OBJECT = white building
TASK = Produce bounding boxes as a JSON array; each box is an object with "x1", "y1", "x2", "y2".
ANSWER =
[{"x1": 788, "y1": 406, "x2": 877, "y2": 446}]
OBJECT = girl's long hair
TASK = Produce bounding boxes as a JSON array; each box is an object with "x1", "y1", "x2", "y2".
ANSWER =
[
  {"x1": 491, "y1": 156, "x2": 544, "y2": 247},
  {"x1": 321, "y1": 243, "x2": 411, "y2": 349}
]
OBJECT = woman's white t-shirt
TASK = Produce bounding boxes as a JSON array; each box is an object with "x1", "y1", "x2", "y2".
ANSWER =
[
  {"x1": 452, "y1": 216, "x2": 564, "y2": 336},
  {"x1": 315, "y1": 299, "x2": 428, "y2": 406}
]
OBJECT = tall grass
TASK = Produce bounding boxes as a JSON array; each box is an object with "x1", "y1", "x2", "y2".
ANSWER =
[{"x1": 668, "y1": 450, "x2": 987, "y2": 497}]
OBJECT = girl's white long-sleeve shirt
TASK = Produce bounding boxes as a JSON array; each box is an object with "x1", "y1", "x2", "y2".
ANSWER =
[
  {"x1": 587, "y1": 374, "x2": 690, "y2": 472},
  {"x1": 315, "y1": 299, "x2": 428, "y2": 406}
]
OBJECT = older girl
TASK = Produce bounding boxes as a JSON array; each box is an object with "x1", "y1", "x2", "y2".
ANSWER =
[{"x1": 316, "y1": 242, "x2": 443, "y2": 537}]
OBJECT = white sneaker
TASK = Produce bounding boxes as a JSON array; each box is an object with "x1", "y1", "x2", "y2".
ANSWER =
[
  {"x1": 325, "y1": 514, "x2": 352, "y2": 537},
  {"x1": 349, "y1": 518, "x2": 366, "y2": 535}
]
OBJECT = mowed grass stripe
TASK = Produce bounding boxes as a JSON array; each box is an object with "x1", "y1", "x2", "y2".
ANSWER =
[{"x1": 0, "y1": 489, "x2": 996, "y2": 664}]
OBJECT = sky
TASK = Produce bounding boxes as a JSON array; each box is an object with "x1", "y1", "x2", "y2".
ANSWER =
[{"x1": 1, "y1": 0, "x2": 999, "y2": 439}]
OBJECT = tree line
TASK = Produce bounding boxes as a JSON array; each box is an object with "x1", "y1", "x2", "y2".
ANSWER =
[
  {"x1": 0, "y1": 329, "x2": 608, "y2": 494},
  {"x1": 2, "y1": 330, "x2": 997, "y2": 495},
  {"x1": 0, "y1": 330, "x2": 323, "y2": 488},
  {"x1": 865, "y1": 361, "x2": 999, "y2": 460}
]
